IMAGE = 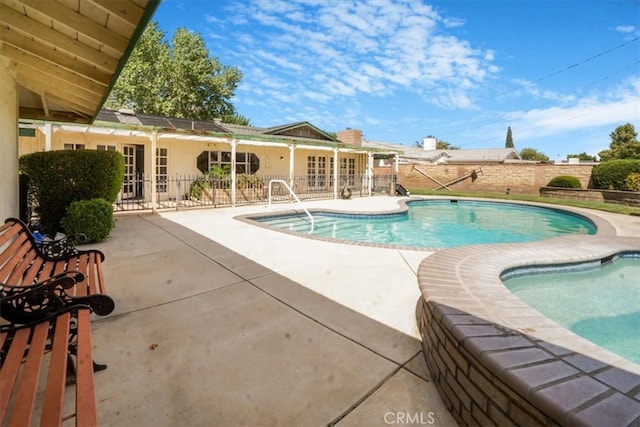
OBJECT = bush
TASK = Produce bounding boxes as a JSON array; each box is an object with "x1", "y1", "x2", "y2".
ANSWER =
[
  {"x1": 624, "y1": 173, "x2": 640, "y2": 191},
  {"x1": 590, "y1": 159, "x2": 640, "y2": 190},
  {"x1": 62, "y1": 199, "x2": 114, "y2": 243},
  {"x1": 546, "y1": 175, "x2": 582, "y2": 189},
  {"x1": 20, "y1": 150, "x2": 124, "y2": 233},
  {"x1": 189, "y1": 176, "x2": 211, "y2": 200}
]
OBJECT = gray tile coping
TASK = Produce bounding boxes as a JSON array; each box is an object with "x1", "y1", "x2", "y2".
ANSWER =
[{"x1": 418, "y1": 233, "x2": 640, "y2": 426}]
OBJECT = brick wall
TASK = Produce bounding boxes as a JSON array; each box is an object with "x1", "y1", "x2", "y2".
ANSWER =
[
  {"x1": 418, "y1": 299, "x2": 561, "y2": 427},
  {"x1": 376, "y1": 163, "x2": 595, "y2": 195}
]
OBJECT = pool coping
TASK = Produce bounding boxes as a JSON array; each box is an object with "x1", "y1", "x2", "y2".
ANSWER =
[
  {"x1": 234, "y1": 197, "x2": 613, "y2": 252},
  {"x1": 417, "y1": 235, "x2": 640, "y2": 426}
]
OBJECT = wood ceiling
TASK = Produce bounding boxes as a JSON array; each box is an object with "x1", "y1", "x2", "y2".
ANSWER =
[{"x1": 0, "y1": 0, "x2": 160, "y2": 124}]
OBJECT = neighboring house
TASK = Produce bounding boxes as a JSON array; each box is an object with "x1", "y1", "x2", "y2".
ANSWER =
[
  {"x1": 19, "y1": 111, "x2": 398, "y2": 210},
  {"x1": 363, "y1": 139, "x2": 521, "y2": 165}
]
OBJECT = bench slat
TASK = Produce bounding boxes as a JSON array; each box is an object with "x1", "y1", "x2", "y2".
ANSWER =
[
  {"x1": 40, "y1": 313, "x2": 71, "y2": 426},
  {"x1": 0, "y1": 328, "x2": 31, "y2": 417},
  {"x1": 0, "y1": 238, "x2": 32, "y2": 284},
  {"x1": 8, "y1": 322, "x2": 49, "y2": 427},
  {"x1": 75, "y1": 310, "x2": 98, "y2": 427}
]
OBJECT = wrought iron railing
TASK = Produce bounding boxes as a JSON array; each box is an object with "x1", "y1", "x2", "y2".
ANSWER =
[{"x1": 112, "y1": 173, "x2": 397, "y2": 212}]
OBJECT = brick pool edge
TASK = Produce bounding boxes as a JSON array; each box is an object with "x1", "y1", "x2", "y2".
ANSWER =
[{"x1": 417, "y1": 236, "x2": 640, "y2": 426}]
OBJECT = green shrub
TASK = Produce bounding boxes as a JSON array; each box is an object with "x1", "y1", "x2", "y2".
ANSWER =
[
  {"x1": 590, "y1": 159, "x2": 640, "y2": 190},
  {"x1": 62, "y1": 199, "x2": 114, "y2": 243},
  {"x1": 237, "y1": 174, "x2": 264, "y2": 189},
  {"x1": 20, "y1": 150, "x2": 124, "y2": 233},
  {"x1": 546, "y1": 175, "x2": 582, "y2": 189},
  {"x1": 624, "y1": 173, "x2": 640, "y2": 191},
  {"x1": 189, "y1": 176, "x2": 211, "y2": 200}
]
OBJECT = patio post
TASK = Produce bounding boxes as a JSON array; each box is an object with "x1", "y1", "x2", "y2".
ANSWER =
[
  {"x1": 288, "y1": 144, "x2": 295, "y2": 191},
  {"x1": 333, "y1": 147, "x2": 339, "y2": 199},
  {"x1": 44, "y1": 122, "x2": 52, "y2": 151},
  {"x1": 0, "y1": 60, "x2": 19, "y2": 221},
  {"x1": 231, "y1": 138, "x2": 237, "y2": 207},
  {"x1": 367, "y1": 152, "x2": 373, "y2": 197},
  {"x1": 150, "y1": 131, "x2": 158, "y2": 213}
]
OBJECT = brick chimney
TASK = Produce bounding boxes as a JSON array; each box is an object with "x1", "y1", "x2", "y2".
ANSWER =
[{"x1": 337, "y1": 128, "x2": 363, "y2": 146}]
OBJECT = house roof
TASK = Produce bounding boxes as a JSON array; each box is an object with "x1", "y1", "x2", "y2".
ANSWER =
[
  {"x1": 96, "y1": 109, "x2": 229, "y2": 133},
  {"x1": 95, "y1": 110, "x2": 342, "y2": 145},
  {"x1": 363, "y1": 140, "x2": 521, "y2": 163},
  {"x1": 1, "y1": 0, "x2": 160, "y2": 124}
]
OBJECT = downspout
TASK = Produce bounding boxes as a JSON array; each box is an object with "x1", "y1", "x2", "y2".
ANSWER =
[{"x1": 150, "y1": 131, "x2": 157, "y2": 213}]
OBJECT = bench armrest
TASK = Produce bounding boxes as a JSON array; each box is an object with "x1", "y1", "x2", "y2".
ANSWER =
[
  {"x1": 38, "y1": 233, "x2": 86, "y2": 259},
  {"x1": 0, "y1": 273, "x2": 114, "y2": 327}
]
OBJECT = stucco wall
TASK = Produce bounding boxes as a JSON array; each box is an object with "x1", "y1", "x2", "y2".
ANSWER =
[{"x1": 379, "y1": 163, "x2": 596, "y2": 195}]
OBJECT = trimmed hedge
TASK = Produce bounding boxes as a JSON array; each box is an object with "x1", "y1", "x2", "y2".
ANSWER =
[
  {"x1": 590, "y1": 159, "x2": 640, "y2": 190},
  {"x1": 20, "y1": 150, "x2": 124, "y2": 233},
  {"x1": 62, "y1": 199, "x2": 114, "y2": 243},
  {"x1": 547, "y1": 175, "x2": 582, "y2": 189}
]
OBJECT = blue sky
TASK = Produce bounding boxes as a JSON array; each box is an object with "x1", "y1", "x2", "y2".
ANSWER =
[{"x1": 152, "y1": 0, "x2": 639, "y2": 160}]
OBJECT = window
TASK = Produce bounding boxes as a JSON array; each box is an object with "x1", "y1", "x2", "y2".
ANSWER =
[
  {"x1": 196, "y1": 151, "x2": 259, "y2": 175},
  {"x1": 156, "y1": 148, "x2": 168, "y2": 193},
  {"x1": 340, "y1": 158, "x2": 355, "y2": 186},
  {"x1": 64, "y1": 143, "x2": 85, "y2": 150},
  {"x1": 97, "y1": 145, "x2": 116, "y2": 151},
  {"x1": 307, "y1": 155, "x2": 328, "y2": 188}
]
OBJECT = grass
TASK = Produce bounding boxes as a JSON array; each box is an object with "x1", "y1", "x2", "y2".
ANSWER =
[{"x1": 407, "y1": 188, "x2": 640, "y2": 216}]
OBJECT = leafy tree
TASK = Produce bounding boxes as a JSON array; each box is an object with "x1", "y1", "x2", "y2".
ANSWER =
[
  {"x1": 220, "y1": 112, "x2": 251, "y2": 125},
  {"x1": 519, "y1": 148, "x2": 549, "y2": 162},
  {"x1": 505, "y1": 126, "x2": 514, "y2": 148},
  {"x1": 106, "y1": 22, "x2": 243, "y2": 120},
  {"x1": 598, "y1": 123, "x2": 640, "y2": 161},
  {"x1": 567, "y1": 152, "x2": 597, "y2": 162},
  {"x1": 437, "y1": 141, "x2": 460, "y2": 150}
]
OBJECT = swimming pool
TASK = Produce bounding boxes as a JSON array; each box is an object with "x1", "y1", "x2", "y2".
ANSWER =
[
  {"x1": 252, "y1": 199, "x2": 597, "y2": 249},
  {"x1": 502, "y1": 252, "x2": 640, "y2": 364}
]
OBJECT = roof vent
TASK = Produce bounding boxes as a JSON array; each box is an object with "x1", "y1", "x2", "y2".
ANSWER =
[{"x1": 118, "y1": 108, "x2": 136, "y2": 115}]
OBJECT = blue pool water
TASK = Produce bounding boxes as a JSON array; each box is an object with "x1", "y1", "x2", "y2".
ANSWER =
[
  {"x1": 503, "y1": 253, "x2": 640, "y2": 364},
  {"x1": 254, "y1": 200, "x2": 596, "y2": 248}
]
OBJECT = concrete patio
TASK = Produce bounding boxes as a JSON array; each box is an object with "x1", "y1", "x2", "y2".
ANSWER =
[
  {"x1": 88, "y1": 204, "x2": 457, "y2": 426},
  {"x1": 84, "y1": 196, "x2": 640, "y2": 426}
]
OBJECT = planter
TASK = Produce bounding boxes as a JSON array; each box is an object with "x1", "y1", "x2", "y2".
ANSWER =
[{"x1": 539, "y1": 186, "x2": 640, "y2": 206}]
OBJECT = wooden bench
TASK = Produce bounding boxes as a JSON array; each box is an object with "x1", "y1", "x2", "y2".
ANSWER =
[
  {"x1": 0, "y1": 274, "x2": 115, "y2": 426},
  {"x1": 0, "y1": 218, "x2": 107, "y2": 298}
]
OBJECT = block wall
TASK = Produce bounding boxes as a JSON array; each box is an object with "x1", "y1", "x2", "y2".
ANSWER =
[{"x1": 377, "y1": 163, "x2": 596, "y2": 195}]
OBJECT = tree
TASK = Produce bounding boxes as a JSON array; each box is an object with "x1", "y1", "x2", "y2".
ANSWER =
[
  {"x1": 567, "y1": 152, "x2": 597, "y2": 162},
  {"x1": 505, "y1": 126, "x2": 514, "y2": 148},
  {"x1": 220, "y1": 112, "x2": 251, "y2": 125},
  {"x1": 519, "y1": 148, "x2": 549, "y2": 162},
  {"x1": 598, "y1": 123, "x2": 640, "y2": 161},
  {"x1": 437, "y1": 141, "x2": 460, "y2": 150},
  {"x1": 105, "y1": 22, "x2": 243, "y2": 120}
]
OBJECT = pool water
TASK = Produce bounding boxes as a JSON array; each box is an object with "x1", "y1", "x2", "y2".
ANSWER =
[
  {"x1": 255, "y1": 200, "x2": 596, "y2": 248},
  {"x1": 503, "y1": 254, "x2": 640, "y2": 364}
]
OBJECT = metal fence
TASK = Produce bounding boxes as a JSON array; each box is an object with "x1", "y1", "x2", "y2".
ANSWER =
[{"x1": 114, "y1": 173, "x2": 397, "y2": 212}]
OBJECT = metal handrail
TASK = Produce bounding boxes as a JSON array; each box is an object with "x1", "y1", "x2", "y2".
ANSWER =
[{"x1": 268, "y1": 179, "x2": 315, "y2": 233}]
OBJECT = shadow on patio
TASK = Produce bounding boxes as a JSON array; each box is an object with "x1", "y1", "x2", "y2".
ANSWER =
[{"x1": 88, "y1": 214, "x2": 456, "y2": 426}]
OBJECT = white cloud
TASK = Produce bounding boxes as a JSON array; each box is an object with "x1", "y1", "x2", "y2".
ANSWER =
[
  {"x1": 615, "y1": 25, "x2": 636, "y2": 33},
  {"x1": 215, "y1": 0, "x2": 497, "y2": 112},
  {"x1": 504, "y1": 77, "x2": 640, "y2": 139}
]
